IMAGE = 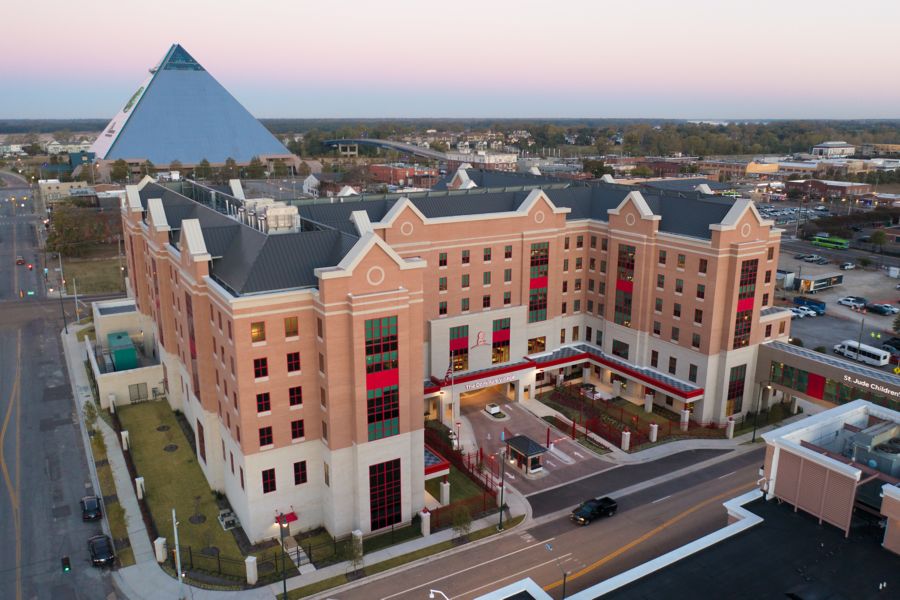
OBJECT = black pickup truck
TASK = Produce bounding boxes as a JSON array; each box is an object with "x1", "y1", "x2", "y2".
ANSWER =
[{"x1": 570, "y1": 497, "x2": 618, "y2": 525}]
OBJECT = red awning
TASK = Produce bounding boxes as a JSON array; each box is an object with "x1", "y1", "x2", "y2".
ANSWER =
[{"x1": 276, "y1": 512, "x2": 297, "y2": 525}]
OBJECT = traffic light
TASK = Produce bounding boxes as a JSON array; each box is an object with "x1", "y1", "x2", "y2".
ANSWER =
[{"x1": 61, "y1": 556, "x2": 71, "y2": 573}]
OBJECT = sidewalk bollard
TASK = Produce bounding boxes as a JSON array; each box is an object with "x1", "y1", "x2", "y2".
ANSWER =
[
  {"x1": 135, "y1": 476, "x2": 145, "y2": 499},
  {"x1": 245, "y1": 555, "x2": 258, "y2": 585},
  {"x1": 154, "y1": 537, "x2": 167, "y2": 563},
  {"x1": 440, "y1": 480, "x2": 450, "y2": 506},
  {"x1": 621, "y1": 430, "x2": 631, "y2": 452},
  {"x1": 419, "y1": 510, "x2": 431, "y2": 537},
  {"x1": 680, "y1": 409, "x2": 690, "y2": 432},
  {"x1": 121, "y1": 430, "x2": 129, "y2": 450},
  {"x1": 726, "y1": 417, "x2": 735, "y2": 439},
  {"x1": 643, "y1": 393, "x2": 654, "y2": 414},
  {"x1": 649, "y1": 422, "x2": 658, "y2": 443},
  {"x1": 108, "y1": 395, "x2": 116, "y2": 413}
]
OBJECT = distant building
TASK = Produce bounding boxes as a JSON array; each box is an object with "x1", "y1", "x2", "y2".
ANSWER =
[
  {"x1": 369, "y1": 164, "x2": 439, "y2": 188},
  {"x1": 90, "y1": 44, "x2": 290, "y2": 167},
  {"x1": 38, "y1": 179, "x2": 91, "y2": 203},
  {"x1": 811, "y1": 141, "x2": 855, "y2": 157},
  {"x1": 445, "y1": 151, "x2": 518, "y2": 173},
  {"x1": 46, "y1": 140, "x2": 92, "y2": 155},
  {"x1": 784, "y1": 179, "x2": 872, "y2": 199},
  {"x1": 696, "y1": 159, "x2": 748, "y2": 181},
  {"x1": 860, "y1": 142, "x2": 900, "y2": 157}
]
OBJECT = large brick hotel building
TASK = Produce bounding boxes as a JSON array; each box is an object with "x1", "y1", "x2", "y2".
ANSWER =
[{"x1": 120, "y1": 169, "x2": 791, "y2": 542}]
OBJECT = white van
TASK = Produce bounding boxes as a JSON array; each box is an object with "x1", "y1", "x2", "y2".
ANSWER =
[{"x1": 832, "y1": 340, "x2": 890, "y2": 367}]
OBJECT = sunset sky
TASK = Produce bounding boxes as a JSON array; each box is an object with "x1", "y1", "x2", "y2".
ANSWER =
[{"x1": 3, "y1": 0, "x2": 899, "y2": 119}]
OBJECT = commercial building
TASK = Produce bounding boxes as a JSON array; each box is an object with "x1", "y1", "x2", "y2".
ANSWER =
[
  {"x1": 444, "y1": 150, "x2": 518, "y2": 172},
  {"x1": 38, "y1": 179, "x2": 91, "y2": 203},
  {"x1": 860, "y1": 142, "x2": 900, "y2": 157},
  {"x1": 784, "y1": 178, "x2": 872, "y2": 199},
  {"x1": 118, "y1": 166, "x2": 797, "y2": 542},
  {"x1": 368, "y1": 164, "x2": 439, "y2": 188},
  {"x1": 811, "y1": 141, "x2": 856, "y2": 157}
]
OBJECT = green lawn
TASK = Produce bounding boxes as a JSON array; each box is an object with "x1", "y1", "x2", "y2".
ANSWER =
[
  {"x1": 425, "y1": 465, "x2": 484, "y2": 504},
  {"x1": 117, "y1": 401, "x2": 291, "y2": 580},
  {"x1": 88, "y1": 430, "x2": 135, "y2": 567},
  {"x1": 62, "y1": 257, "x2": 125, "y2": 294}
]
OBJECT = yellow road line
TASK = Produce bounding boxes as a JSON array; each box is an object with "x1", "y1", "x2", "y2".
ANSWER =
[
  {"x1": 544, "y1": 481, "x2": 755, "y2": 591},
  {"x1": 0, "y1": 329, "x2": 23, "y2": 600}
]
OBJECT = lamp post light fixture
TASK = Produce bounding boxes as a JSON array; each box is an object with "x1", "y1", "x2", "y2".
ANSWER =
[
  {"x1": 429, "y1": 590, "x2": 450, "y2": 600},
  {"x1": 497, "y1": 447, "x2": 508, "y2": 531},
  {"x1": 278, "y1": 512, "x2": 289, "y2": 600}
]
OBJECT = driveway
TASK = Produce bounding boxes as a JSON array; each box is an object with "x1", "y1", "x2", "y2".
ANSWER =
[{"x1": 461, "y1": 398, "x2": 614, "y2": 496}]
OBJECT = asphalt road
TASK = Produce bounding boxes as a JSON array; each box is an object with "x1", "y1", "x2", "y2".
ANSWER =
[
  {"x1": 332, "y1": 447, "x2": 764, "y2": 600},
  {"x1": 780, "y1": 238, "x2": 900, "y2": 270},
  {"x1": 0, "y1": 172, "x2": 115, "y2": 600}
]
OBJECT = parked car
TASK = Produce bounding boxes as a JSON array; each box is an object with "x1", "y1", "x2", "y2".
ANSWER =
[
  {"x1": 88, "y1": 534, "x2": 115, "y2": 567},
  {"x1": 80, "y1": 495, "x2": 102, "y2": 521},
  {"x1": 15, "y1": 255, "x2": 25, "y2": 265},
  {"x1": 789, "y1": 308, "x2": 804, "y2": 320},
  {"x1": 793, "y1": 253, "x2": 809, "y2": 260},
  {"x1": 571, "y1": 497, "x2": 618, "y2": 525},
  {"x1": 814, "y1": 258, "x2": 830, "y2": 265},
  {"x1": 803, "y1": 255, "x2": 822, "y2": 263},
  {"x1": 866, "y1": 303, "x2": 892, "y2": 315},
  {"x1": 795, "y1": 306, "x2": 818, "y2": 318},
  {"x1": 839, "y1": 262, "x2": 856, "y2": 270},
  {"x1": 837, "y1": 297, "x2": 866, "y2": 309}
]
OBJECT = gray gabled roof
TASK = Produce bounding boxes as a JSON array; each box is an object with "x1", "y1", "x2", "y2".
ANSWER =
[{"x1": 138, "y1": 182, "x2": 358, "y2": 296}]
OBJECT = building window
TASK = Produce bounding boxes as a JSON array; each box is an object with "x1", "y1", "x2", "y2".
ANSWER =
[
  {"x1": 611, "y1": 340, "x2": 629, "y2": 360},
  {"x1": 492, "y1": 318, "x2": 511, "y2": 364},
  {"x1": 251, "y1": 321, "x2": 266, "y2": 343},
  {"x1": 503, "y1": 292, "x2": 511, "y2": 305},
  {"x1": 656, "y1": 274, "x2": 665, "y2": 289},
  {"x1": 369, "y1": 459, "x2": 402, "y2": 531},
  {"x1": 692, "y1": 333, "x2": 701, "y2": 348},
  {"x1": 562, "y1": 302, "x2": 568, "y2": 315},
  {"x1": 564, "y1": 237, "x2": 570, "y2": 250},
  {"x1": 504, "y1": 245, "x2": 513, "y2": 259},
  {"x1": 651, "y1": 350, "x2": 659, "y2": 368},
  {"x1": 658, "y1": 250, "x2": 667, "y2": 265},
  {"x1": 439, "y1": 252, "x2": 447, "y2": 267},
  {"x1": 673, "y1": 303, "x2": 682, "y2": 318},
  {"x1": 284, "y1": 316, "x2": 298, "y2": 338},
  {"x1": 483, "y1": 247, "x2": 492, "y2": 262},
  {"x1": 727, "y1": 365, "x2": 747, "y2": 415},
  {"x1": 461, "y1": 298, "x2": 470, "y2": 311},
  {"x1": 291, "y1": 419, "x2": 305, "y2": 440},
  {"x1": 699, "y1": 259, "x2": 708, "y2": 274},
  {"x1": 599, "y1": 281, "x2": 605, "y2": 295},
  {"x1": 322, "y1": 420, "x2": 328, "y2": 441},
  {"x1": 504, "y1": 268, "x2": 512, "y2": 283},
  {"x1": 671, "y1": 327, "x2": 680, "y2": 342},
  {"x1": 439, "y1": 277, "x2": 447, "y2": 291},
  {"x1": 482, "y1": 295, "x2": 491, "y2": 308},
  {"x1": 600, "y1": 260, "x2": 607, "y2": 273},
  {"x1": 294, "y1": 461, "x2": 307, "y2": 485},
  {"x1": 439, "y1": 301, "x2": 447, "y2": 315},
  {"x1": 365, "y1": 317, "x2": 399, "y2": 380},
  {"x1": 320, "y1": 387, "x2": 327, "y2": 408},
  {"x1": 289, "y1": 386, "x2": 302, "y2": 407},
  {"x1": 767, "y1": 247, "x2": 774, "y2": 260},
  {"x1": 765, "y1": 324, "x2": 772, "y2": 337},
  {"x1": 324, "y1": 463, "x2": 330, "y2": 486},
  {"x1": 675, "y1": 279, "x2": 684, "y2": 294},
  {"x1": 253, "y1": 358, "x2": 268, "y2": 379},
  {"x1": 765, "y1": 270, "x2": 772, "y2": 284},
  {"x1": 668, "y1": 356, "x2": 677, "y2": 374},
  {"x1": 763, "y1": 293, "x2": 769, "y2": 306},
  {"x1": 483, "y1": 271, "x2": 491, "y2": 285},
  {"x1": 677, "y1": 254, "x2": 685, "y2": 269},
  {"x1": 576, "y1": 235, "x2": 584, "y2": 249},
  {"x1": 589, "y1": 258, "x2": 596, "y2": 271},
  {"x1": 562, "y1": 281, "x2": 568, "y2": 293},
  {"x1": 574, "y1": 278, "x2": 582, "y2": 291},
  {"x1": 587, "y1": 300, "x2": 594, "y2": 312},
  {"x1": 653, "y1": 321, "x2": 661, "y2": 335},
  {"x1": 197, "y1": 420, "x2": 206, "y2": 463},
  {"x1": 574, "y1": 299, "x2": 581, "y2": 312},
  {"x1": 256, "y1": 392, "x2": 271, "y2": 413},
  {"x1": 563, "y1": 259, "x2": 569, "y2": 272},
  {"x1": 450, "y1": 325, "x2": 469, "y2": 371},
  {"x1": 227, "y1": 321, "x2": 232, "y2": 340},
  {"x1": 586, "y1": 326, "x2": 593, "y2": 341},
  {"x1": 601, "y1": 238, "x2": 609, "y2": 251},
  {"x1": 575, "y1": 257, "x2": 583, "y2": 270},
  {"x1": 614, "y1": 244, "x2": 635, "y2": 327},
  {"x1": 779, "y1": 321, "x2": 786, "y2": 334},
  {"x1": 528, "y1": 242, "x2": 549, "y2": 322},
  {"x1": 697, "y1": 284, "x2": 705, "y2": 299},
  {"x1": 462, "y1": 274, "x2": 470, "y2": 288},
  {"x1": 596, "y1": 330, "x2": 603, "y2": 346},
  {"x1": 462, "y1": 250, "x2": 470, "y2": 264},
  {"x1": 560, "y1": 329, "x2": 566, "y2": 343},
  {"x1": 655, "y1": 298, "x2": 663, "y2": 312},
  {"x1": 259, "y1": 426, "x2": 273, "y2": 447},
  {"x1": 287, "y1": 351, "x2": 301, "y2": 372},
  {"x1": 317, "y1": 317, "x2": 323, "y2": 338},
  {"x1": 528, "y1": 337, "x2": 546, "y2": 353},
  {"x1": 262, "y1": 468, "x2": 276, "y2": 493},
  {"x1": 688, "y1": 364, "x2": 698, "y2": 383},
  {"x1": 694, "y1": 309, "x2": 703, "y2": 324},
  {"x1": 239, "y1": 467, "x2": 244, "y2": 489},
  {"x1": 572, "y1": 326, "x2": 580, "y2": 341}
]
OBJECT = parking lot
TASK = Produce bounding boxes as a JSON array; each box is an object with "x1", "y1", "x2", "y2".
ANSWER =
[{"x1": 776, "y1": 252, "x2": 899, "y2": 370}]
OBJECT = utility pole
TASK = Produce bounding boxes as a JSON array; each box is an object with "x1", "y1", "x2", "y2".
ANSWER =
[
  {"x1": 173, "y1": 509, "x2": 184, "y2": 600},
  {"x1": 497, "y1": 447, "x2": 507, "y2": 531},
  {"x1": 73, "y1": 277, "x2": 79, "y2": 322}
]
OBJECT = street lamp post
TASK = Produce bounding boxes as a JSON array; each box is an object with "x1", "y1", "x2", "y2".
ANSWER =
[
  {"x1": 752, "y1": 382, "x2": 771, "y2": 443},
  {"x1": 278, "y1": 513, "x2": 289, "y2": 600},
  {"x1": 497, "y1": 447, "x2": 508, "y2": 531}
]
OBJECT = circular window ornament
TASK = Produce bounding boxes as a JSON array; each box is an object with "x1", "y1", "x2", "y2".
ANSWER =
[
  {"x1": 624, "y1": 213, "x2": 636, "y2": 226},
  {"x1": 400, "y1": 221, "x2": 414, "y2": 236},
  {"x1": 741, "y1": 223, "x2": 752, "y2": 238},
  {"x1": 534, "y1": 210, "x2": 545, "y2": 224},
  {"x1": 366, "y1": 266, "x2": 385, "y2": 286}
]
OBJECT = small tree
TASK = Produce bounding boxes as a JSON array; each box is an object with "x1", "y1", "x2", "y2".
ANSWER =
[
  {"x1": 110, "y1": 159, "x2": 129, "y2": 183},
  {"x1": 296, "y1": 161, "x2": 311, "y2": 177},
  {"x1": 789, "y1": 337, "x2": 804, "y2": 347},
  {"x1": 139, "y1": 160, "x2": 155, "y2": 177},
  {"x1": 169, "y1": 159, "x2": 183, "y2": 173},
  {"x1": 272, "y1": 160, "x2": 289, "y2": 177},
  {"x1": 451, "y1": 504, "x2": 472, "y2": 541},
  {"x1": 194, "y1": 158, "x2": 212, "y2": 180},
  {"x1": 245, "y1": 156, "x2": 265, "y2": 179},
  {"x1": 870, "y1": 229, "x2": 887, "y2": 253},
  {"x1": 347, "y1": 533, "x2": 364, "y2": 576},
  {"x1": 893, "y1": 313, "x2": 900, "y2": 334}
]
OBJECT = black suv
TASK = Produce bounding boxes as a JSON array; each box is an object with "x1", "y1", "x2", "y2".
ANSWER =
[
  {"x1": 570, "y1": 497, "x2": 617, "y2": 525},
  {"x1": 80, "y1": 496, "x2": 102, "y2": 521},
  {"x1": 88, "y1": 534, "x2": 115, "y2": 567}
]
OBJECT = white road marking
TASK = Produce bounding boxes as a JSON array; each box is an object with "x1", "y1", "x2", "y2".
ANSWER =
[
  {"x1": 505, "y1": 472, "x2": 517, "y2": 481},
  {"x1": 545, "y1": 460, "x2": 557, "y2": 467},
  {"x1": 717, "y1": 470, "x2": 737, "y2": 480},
  {"x1": 573, "y1": 451, "x2": 585, "y2": 459},
  {"x1": 651, "y1": 494, "x2": 672, "y2": 504},
  {"x1": 381, "y1": 539, "x2": 556, "y2": 599},
  {"x1": 455, "y1": 553, "x2": 573, "y2": 598}
]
